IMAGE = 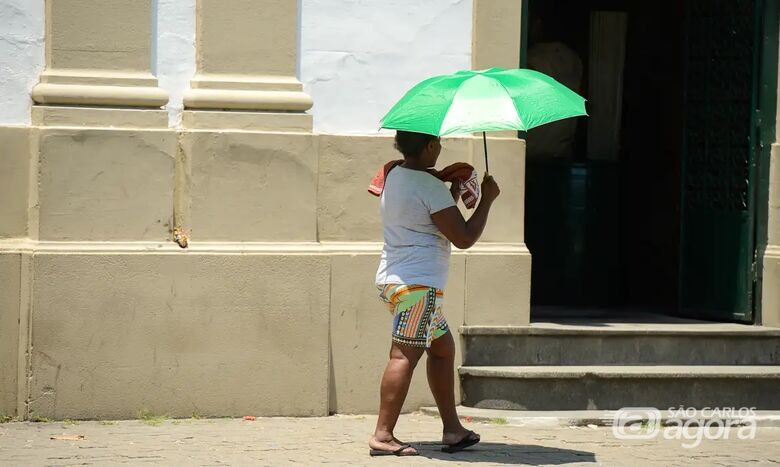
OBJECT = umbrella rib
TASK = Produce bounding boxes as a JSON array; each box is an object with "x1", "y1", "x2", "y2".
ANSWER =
[
  {"x1": 492, "y1": 76, "x2": 587, "y2": 130},
  {"x1": 435, "y1": 75, "x2": 476, "y2": 136},
  {"x1": 491, "y1": 78, "x2": 527, "y2": 131},
  {"x1": 379, "y1": 74, "x2": 459, "y2": 127}
]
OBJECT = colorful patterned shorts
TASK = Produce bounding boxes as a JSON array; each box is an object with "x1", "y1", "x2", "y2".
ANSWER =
[{"x1": 377, "y1": 284, "x2": 449, "y2": 348}]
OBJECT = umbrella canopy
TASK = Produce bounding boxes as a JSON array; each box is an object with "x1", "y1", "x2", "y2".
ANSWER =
[{"x1": 380, "y1": 67, "x2": 587, "y2": 137}]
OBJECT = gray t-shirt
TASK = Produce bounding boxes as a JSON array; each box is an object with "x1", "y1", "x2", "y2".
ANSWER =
[{"x1": 375, "y1": 166, "x2": 456, "y2": 290}]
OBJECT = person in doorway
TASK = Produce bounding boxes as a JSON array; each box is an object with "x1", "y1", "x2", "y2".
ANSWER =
[
  {"x1": 526, "y1": 15, "x2": 583, "y2": 160},
  {"x1": 368, "y1": 130, "x2": 500, "y2": 456}
]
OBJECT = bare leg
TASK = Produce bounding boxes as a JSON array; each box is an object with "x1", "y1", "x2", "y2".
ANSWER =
[
  {"x1": 426, "y1": 331, "x2": 477, "y2": 444},
  {"x1": 369, "y1": 342, "x2": 425, "y2": 454}
]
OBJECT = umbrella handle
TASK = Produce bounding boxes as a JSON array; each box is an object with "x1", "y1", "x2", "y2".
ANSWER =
[{"x1": 482, "y1": 131, "x2": 489, "y2": 175}]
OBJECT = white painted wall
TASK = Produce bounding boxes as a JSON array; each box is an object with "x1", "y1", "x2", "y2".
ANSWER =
[
  {"x1": 300, "y1": 0, "x2": 472, "y2": 134},
  {"x1": 0, "y1": 0, "x2": 193, "y2": 127},
  {"x1": 0, "y1": 0, "x2": 44, "y2": 125},
  {"x1": 155, "y1": 0, "x2": 196, "y2": 127},
  {"x1": 0, "y1": 0, "x2": 471, "y2": 134}
]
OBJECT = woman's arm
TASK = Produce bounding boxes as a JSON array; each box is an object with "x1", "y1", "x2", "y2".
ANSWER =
[
  {"x1": 449, "y1": 182, "x2": 460, "y2": 202},
  {"x1": 432, "y1": 174, "x2": 500, "y2": 249}
]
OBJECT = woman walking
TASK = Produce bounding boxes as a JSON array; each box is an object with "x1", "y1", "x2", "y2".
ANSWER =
[{"x1": 369, "y1": 130, "x2": 501, "y2": 456}]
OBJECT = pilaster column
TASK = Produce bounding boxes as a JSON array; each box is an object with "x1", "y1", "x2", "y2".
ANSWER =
[
  {"x1": 763, "y1": 143, "x2": 780, "y2": 327},
  {"x1": 471, "y1": 0, "x2": 522, "y2": 70},
  {"x1": 471, "y1": 0, "x2": 521, "y2": 140},
  {"x1": 183, "y1": 0, "x2": 312, "y2": 130},
  {"x1": 466, "y1": 0, "x2": 529, "y2": 326},
  {"x1": 31, "y1": 0, "x2": 168, "y2": 116}
]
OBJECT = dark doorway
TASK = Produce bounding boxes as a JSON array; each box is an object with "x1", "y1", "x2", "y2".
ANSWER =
[{"x1": 523, "y1": 0, "x2": 774, "y2": 322}]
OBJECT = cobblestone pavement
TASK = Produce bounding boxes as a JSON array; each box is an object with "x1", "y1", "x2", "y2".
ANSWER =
[{"x1": 1, "y1": 413, "x2": 779, "y2": 466}]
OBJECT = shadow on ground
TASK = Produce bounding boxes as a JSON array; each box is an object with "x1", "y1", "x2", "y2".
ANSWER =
[{"x1": 412, "y1": 441, "x2": 596, "y2": 464}]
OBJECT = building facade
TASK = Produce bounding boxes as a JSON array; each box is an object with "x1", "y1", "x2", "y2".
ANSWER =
[
  {"x1": 0, "y1": 0, "x2": 528, "y2": 419},
  {"x1": 2, "y1": 0, "x2": 779, "y2": 419}
]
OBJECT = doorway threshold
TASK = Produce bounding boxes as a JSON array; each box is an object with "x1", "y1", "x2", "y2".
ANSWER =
[{"x1": 529, "y1": 306, "x2": 780, "y2": 333}]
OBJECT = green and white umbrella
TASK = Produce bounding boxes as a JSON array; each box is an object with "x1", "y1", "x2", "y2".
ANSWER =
[{"x1": 380, "y1": 67, "x2": 587, "y2": 171}]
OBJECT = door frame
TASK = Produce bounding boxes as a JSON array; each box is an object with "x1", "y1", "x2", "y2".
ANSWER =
[{"x1": 753, "y1": 0, "x2": 779, "y2": 325}]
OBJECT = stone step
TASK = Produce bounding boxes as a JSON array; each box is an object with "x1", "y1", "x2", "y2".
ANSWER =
[
  {"x1": 461, "y1": 324, "x2": 780, "y2": 366},
  {"x1": 459, "y1": 365, "x2": 780, "y2": 410},
  {"x1": 419, "y1": 406, "x2": 780, "y2": 427}
]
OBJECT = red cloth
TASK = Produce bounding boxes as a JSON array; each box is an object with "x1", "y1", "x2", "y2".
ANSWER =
[
  {"x1": 436, "y1": 163, "x2": 479, "y2": 209},
  {"x1": 368, "y1": 160, "x2": 480, "y2": 209},
  {"x1": 368, "y1": 160, "x2": 403, "y2": 196}
]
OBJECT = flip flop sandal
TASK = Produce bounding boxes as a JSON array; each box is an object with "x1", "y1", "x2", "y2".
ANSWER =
[
  {"x1": 369, "y1": 443, "x2": 418, "y2": 457},
  {"x1": 441, "y1": 430, "x2": 480, "y2": 453}
]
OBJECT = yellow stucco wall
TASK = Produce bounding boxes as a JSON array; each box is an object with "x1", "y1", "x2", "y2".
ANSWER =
[
  {"x1": 0, "y1": 127, "x2": 30, "y2": 239},
  {"x1": 37, "y1": 130, "x2": 176, "y2": 241},
  {"x1": 0, "y1": 253, "x2": 21, "y2": 417},
  {"x1": 0, "y1": 0, "x2": 531, "y2": 419},
  {"x1": 0, "y1": 127, "x2": 530, "y2": 419},
  {"x1": 762, "y1": 144, "x2": 780, "y2": 327},
  {"x1": 27, "y1": 252, "x2": 332, "y2": 419}
]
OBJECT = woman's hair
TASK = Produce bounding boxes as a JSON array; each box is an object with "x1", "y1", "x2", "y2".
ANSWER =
[{"x1": 394, "y1": 130, "x2": 437, "y2": 159}]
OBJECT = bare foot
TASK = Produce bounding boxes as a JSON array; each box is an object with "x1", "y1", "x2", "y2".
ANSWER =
[{"x1": 369, "y1": 435, "x2": 418, "y2": 455}]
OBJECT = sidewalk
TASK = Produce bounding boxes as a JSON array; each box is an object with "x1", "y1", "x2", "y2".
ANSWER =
[{"x1": 1, "y1": 413, "x2": 779, "y2": 466}]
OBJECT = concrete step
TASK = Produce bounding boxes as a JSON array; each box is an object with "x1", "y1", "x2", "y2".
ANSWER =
[
  {"x1": 419, "y1": 406, "x2": 780, "y2": 428},
  {"x1": 461, "y1": 324, "x2": 780, "y2": 366},
  {"x1": 459, "y1": 365, "x2": 780, "y2": 410}
]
